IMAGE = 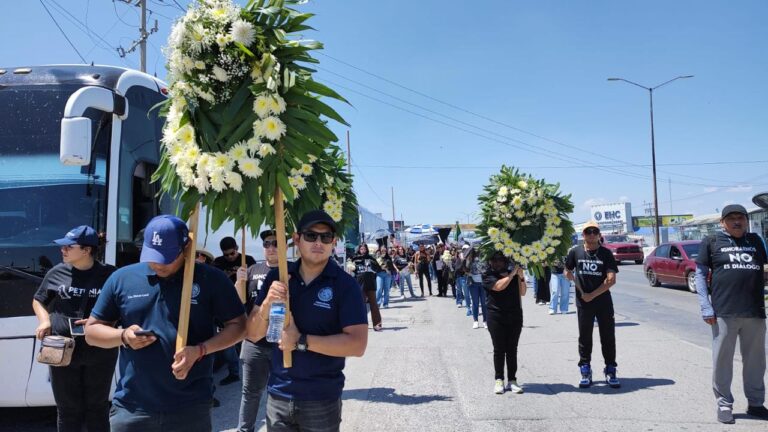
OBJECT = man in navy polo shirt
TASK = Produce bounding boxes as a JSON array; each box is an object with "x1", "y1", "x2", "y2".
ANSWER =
[
  {"x1": 248, "y1": 210, "x2": 368, "y2": 432},
  {"x1": 85, "y1": 215, "x2": 246, "y2": 432}
]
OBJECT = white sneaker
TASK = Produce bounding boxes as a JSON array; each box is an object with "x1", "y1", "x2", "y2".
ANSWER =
[
  {"x1": 506, "y1": 380, "x2": 524, "y2": 394},
  {"x1": 483, "y1": 322, "x2": 488, "y2": 329},
  {"x1": 548, "y1": 310, "x2": 556, "y2": 315},
  {"x1": 472, "y1": 321, "x2": 479, "y2": 329},
  {"x1": 494, "y1": 379, "x2": 505, "y2": 394}
]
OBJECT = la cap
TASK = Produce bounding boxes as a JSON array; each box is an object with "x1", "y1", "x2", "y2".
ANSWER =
[
  {"x1": 140, "y1": 215, "x2": 189, "y2": 265},
  {"x1": 582, "y1": 220, "x2": 600, "y2": 232},
  {"x1": 54, "y1": 225, "x2": 99, "y2": 247},
  {"x1": 297, "y1": 210, "x2": 337, "y2": 234},
  {"x1": 721, "y1": 204, "x2": 748, "y2": 219}
]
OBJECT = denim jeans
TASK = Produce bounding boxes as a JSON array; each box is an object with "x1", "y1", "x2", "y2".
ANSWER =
[
  {"x1": 398, "y1": 272, "x2": 415, "y2": 297},
  {"x1": 376, "y1": 271, "x2": 392, "y2": 307},
  {"x1": 468, "y1": 281, "x2": 487, "y2": 322},
  {"x1": 549, "y1": 273, "x2": 570, "y2": 313},
  {"x1": 238, "y1": 341, "x2": 273, "y2": 432},
  {"x1": 110, "y1": 401, "x2": 212, "y2": 432},
  {"x1": 266, "y1": 394, "x2": 342, "y2": 432},
  {"x1": 454, "y1": 275, "x2": 466, "y2": 305}
]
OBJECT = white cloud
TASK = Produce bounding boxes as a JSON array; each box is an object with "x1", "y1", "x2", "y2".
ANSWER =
[
  {"x1": 582, "y1": 197, "x2": 607, "y2": 209},
  {"x1": 704, "y1": 187, "x2": 719, "y2": 193},
  {"x1": 618, "y1": 195, "x2": 630, "y2": 203},
  {"x1": 726, "y1": 185, "x2": 753, "y2": 193}
]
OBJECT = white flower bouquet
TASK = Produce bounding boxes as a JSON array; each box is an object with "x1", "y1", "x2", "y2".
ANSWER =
[{"x1": 476, "y1": 166, "x2": 574, "y2": 277}]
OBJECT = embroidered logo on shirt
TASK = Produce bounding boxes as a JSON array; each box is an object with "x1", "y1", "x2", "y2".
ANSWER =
[
  {"x1": 314, "y1": 287, "x2": 333, "y2": 309},
  {"x1": 191, "y1": 283, "x2": 201, "y2": 305}
]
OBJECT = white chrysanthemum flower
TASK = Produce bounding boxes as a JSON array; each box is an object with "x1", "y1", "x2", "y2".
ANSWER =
[
  {"x1": 250, "y1": 65, "x2": 264, "y2": 82},
  {"x1": 503, "y1": 247, "x2": 514, "y2": 257},
  {"x1": 521, "y1": 245, "x2": 533, "y2": 257},
  {"x1": 245, "y1": 137, "x2": 261, "y2": 155},
  {"x1": 178, "y1": 166, "x2": 195, "y2": 188},
  {"x1": 530, "y1": 255, "x2": 539, "y2": 263},
  {"x1": 553, "y1": 216, "x2": 562, "y2": 225},
  {"x1": 513, "y1": 253, "x2": 522, "y2": 262},
  {"x1": 253, "y1": 95, "x2": 271, "y2": 118},
  {"x1": 168, "y1": 21, "x2": 186, "y2": 48},
  {"x1": 180, "y1": 145, "x2": 200, "y2": 166},
  {"x1": 517, "y1": 180, "x2": 528, "y2": 189},
  {"x1": 500, "y1": 231, "x2": 510, "y2": 241},
  {"x1": 188, "y1": 23, "x2": 207, "y2": 53},
  {"x1": 215, "y1": 33, "x2": 229, "y2": 47},
  {"x1": 308, "y1": 154, "x2": 318, "y2": 163},
  {"x1": 299, "y1": 163, "x2": 312, "y2": 176},
  {"x1": 168, "y1": 143, "x2": 185, "y2": 165},
  {"x1": 554, "y1": 228, "x2": 563, "y2": 236},
  {"x1": 508, "y1": 221, "x2": 518, "y2": 229},
  {"x1": 538, "y1": 251, "x2": 547, "y2": 260},
  {"x1": 503, "y1": 239, "x2": 513, "y2": 248},
  {"x1": 487, "y1": 227, "x2": 500, "y2": 239},
  {"x1": 194, "y1": 60, "x2": 206, "y2": 70},
  {"x1": 532, "y1": 242, "x2": 543, "y2": 251},
  {"x1": 323, "y1": 201, "x2": 335, "y2": 213},
  {"x1": 514, "y1": 210, "x2": 525, "y2": 219},
  {"x1": 260, "y1": 116, "x2": 286, "y2": 141},
  {"x1": 182, "y1": 56, "x2": 195, "y2": 72},
  {"x1": 269, "y1": 94, "x2": 286, "y2": 114},
  {"x1": 551, "y1": 239, "x2": 561, "y2": 247},
  {"x1": 546, "y1": 247, "x2": 555, "y2": 255},
  {"x1": 194, "y1": 176, "x2": 210, "y2": 194},
  {"x1": 521, "y1": 220, "x2": 531, "y2": 226},
  {"x1": 175, "y1": 124, "x2": 195, "y2": 145},
  {"x1": 229, "y1": 19, "x2": 255, "y2": 46},
  {"x1": 211, "y1": 152, "x2": 234, "y2": 171},
  {"x1": 225, "y1": 171, "x2": 243, "y2": 191},
  {"x1": 330, "y1": 210, "x2": 343, "y2": 222},
  {"x1": 498, "y1": 186, "x2": 508, "y2": 197},
  {"x1": 229, "y1": 142, "x2": 249, "y2": 162},
  {"x1": 209, "y1": 170, "x2": 227, "y2": 192},
  {"x1": 258, "y1": 143, "x2": 276, "y2": 157},
  {"x1": 289, "y1": 175, "x2": 307, "y2": 190},
  {"x1": 212, "y1": 66, "x2": 229, "y2": 82},
  {"x1": 238, "y1": 157, "x2": 262, "y2": 178},
  {"x1": 494, "y1": 242, "x2": 504, "y2": 251}
]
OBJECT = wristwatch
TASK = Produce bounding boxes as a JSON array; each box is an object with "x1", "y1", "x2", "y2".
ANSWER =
[{"x1": 296, "y1": 333, "x2": 308, "y2": 352}]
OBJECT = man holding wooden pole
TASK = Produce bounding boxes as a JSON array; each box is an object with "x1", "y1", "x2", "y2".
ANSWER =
[
  {"x1": 85, "y1": 215, "x2": 246, "y2": 432},
  {"x1": 248, "y1": 210, "x2": 368, "y2": 432}
]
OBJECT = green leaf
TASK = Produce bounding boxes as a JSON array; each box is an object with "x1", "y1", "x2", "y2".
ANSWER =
[
  {"x1": 276, "y1": 172, "x2": 294, "y2": 202},
  {"x1": 303, "y1": 79, "x2": 349, "y2": 104}
]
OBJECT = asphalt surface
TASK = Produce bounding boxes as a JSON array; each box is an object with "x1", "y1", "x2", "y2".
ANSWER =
[{"x1": 3, "y1": 264, "x2": 767, "y2": 432}]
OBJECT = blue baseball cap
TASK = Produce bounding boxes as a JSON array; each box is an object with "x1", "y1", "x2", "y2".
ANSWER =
[
  {"x1": 140, "y1": 215, "x2": 190, "y2": 264},
  {"x1": 54, "y1": 225, "x2": 99, "y2": 247}
]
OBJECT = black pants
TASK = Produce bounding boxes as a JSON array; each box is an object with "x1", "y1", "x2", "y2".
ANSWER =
[
  {"x1": 487, "y1": 314, "x2": 523, "y2": 381},
  {"x1": 435, "y1": 267, "x2": 447, "y2": 296},
  {"x1": 50, "y1": 344, "x2": 118, "y2": 432},
  {"x1": 576, "y1": 298, "x2": 617, "y2": 367},
  {"x1": 535, "y1": 267, "x2": 551, "y2": 303},
  {"x1": 417, "y1": 264, "x2": 431, "y2": 295}
]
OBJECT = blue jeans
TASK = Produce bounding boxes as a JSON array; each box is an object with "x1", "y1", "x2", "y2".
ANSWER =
[
  {"x1": 266, "y1": 394, "x2": 342, "y2": 432},
  {"x1": 549, "y1": 273, "x2": 570, "y2": 313},
  {"x1": 110, "y1": 401, "x2": 212, "y2": 432},
  {"x1": 429, "y1": 264, "x2": 436, "y2": 281},
  {"x1": 468, "y1": 281, "x2": 487, "y2": 322},
  {"x1": 398, "y1": 272, "x2": 415, "y2": 297},
  {"x1": 455, "y1": 275, "x2": 466, "y2": 305},
  {"x1": 238, "y1": 341, "x2": 273, "y2": 432},
  {"x1": 376, "y1": 271, "x2": 392, "y2": 307}
]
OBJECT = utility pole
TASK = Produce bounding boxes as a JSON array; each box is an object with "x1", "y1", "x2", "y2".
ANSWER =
[
  {"x1": 117, "y1": 0, "x2": 158, "y2": 73},
  {"x1": 668, "y1": 177, "x2": 673, "y2": 215}
]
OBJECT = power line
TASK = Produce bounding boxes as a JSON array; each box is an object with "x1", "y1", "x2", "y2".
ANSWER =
[
  {"x1": 350, "y1": 158, "x2": 388, "y2": 207},
  {"x1": 317, "y1": 54, "x2": 739, "y2": 187},
  {"x1": 356, "y1": 160, "x2": 768, "y2": 170},
  {"x1": 39, "y1": 0, "x2": 87, "y2": 63}
]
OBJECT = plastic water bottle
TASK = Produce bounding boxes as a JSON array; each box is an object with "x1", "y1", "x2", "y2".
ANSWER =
[{"x1": 266, "y1": 302, "x2": 286, "y2": 343}]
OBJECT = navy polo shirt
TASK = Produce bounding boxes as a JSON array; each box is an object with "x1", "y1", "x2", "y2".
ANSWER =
[
  {"x1": 90, "y1": 262, "x2": 244, "y2": 412},
  {"x1": 256, "y1": 259, "x2": 367, "y2": 401}
]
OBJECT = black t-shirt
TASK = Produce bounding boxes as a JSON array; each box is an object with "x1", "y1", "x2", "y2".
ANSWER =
[
  {"x1": 551, "y1": 256, "x2": 566, "y2": 274},
  {"x1": 351, "y1": 254, "x2": 379, "y2": 292},
  {"x1": 393, "y1": 256, "x2": 409, "y2": 271},
  {"x1": 245, "y1": 261, "x2": 275, "y2": 345},
  {"x1": 696, "y1": 231, "x2": 767, "y2": 319},
  {"x1": 34, "y1": 261, "x2": 116, "y2": 337},
  {"x1": 213, "y1": 254, "x2": 257, "y2": 283},
  {"x1": 565, "y1": 246, "x2": 618, "y2": 306},
  {"x1": 482, "y1": 269, "x2": 523, "y2": 321}
]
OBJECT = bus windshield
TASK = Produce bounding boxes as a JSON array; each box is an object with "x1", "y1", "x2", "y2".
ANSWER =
[{"x1": 0, "y1": 85, "x2": 109, "y2": 277}]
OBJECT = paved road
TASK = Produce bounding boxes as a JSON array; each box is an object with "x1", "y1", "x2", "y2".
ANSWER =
[{"x1": 3, "y1": 264, "x2": 767, "y2": 432}]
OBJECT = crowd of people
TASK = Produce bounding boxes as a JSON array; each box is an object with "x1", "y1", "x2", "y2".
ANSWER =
[{"x1": 28, "y1": 204, "x2": 768, "y2": 431}]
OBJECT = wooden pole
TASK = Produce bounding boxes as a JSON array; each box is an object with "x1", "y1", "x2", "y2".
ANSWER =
[
  {"x1": 235, "y1": 227, "x2": 247, "y2": 303},
  {"x1": 176, "y1": 201, "x2": 200, "y2": 353},
  {"x1": 274, "y1": 186, "x2": 292, "y2": 368}
]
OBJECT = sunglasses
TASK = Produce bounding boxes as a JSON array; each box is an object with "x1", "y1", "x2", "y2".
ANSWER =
[
  {"x1": 223, "y1": 250, "x2": 238, "y2": 257},
  {"x1": 263, "y1": 240, "x2": 278, "y2": 249},
  {"x1": 301, "y1": 231, "x2": 335, "y2": 244},
  {"x1": 584, "y1": 228, "x2": 600, "y2": 235}
]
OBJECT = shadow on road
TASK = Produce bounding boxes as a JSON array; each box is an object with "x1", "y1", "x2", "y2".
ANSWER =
[
  {"x1": 343, "y1": 387, "x2": 452, "y2": 405},
  {"x1": 377, "y1": 326, "x2": 408, "y2": 331},
  {"x1": 615, "y1": 322, "x2": 640, "y2": 327},
  {"x1": 0, "y1": 406, "x2": 57, "y2": 431},
  {"x1": 386, "y1": 305, "x2": 412, "y2": 309},
  {"x1": 523, "y1": 377, "x2": 675, "y2": 395}
]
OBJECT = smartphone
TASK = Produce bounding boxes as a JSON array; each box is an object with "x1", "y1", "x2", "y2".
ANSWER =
[
  {"x1": 134, "y1": 330, "x2": 156, "y2": 337},
  {"x1": 68, "y1": 318, "x2": 85, "y2": 336}
]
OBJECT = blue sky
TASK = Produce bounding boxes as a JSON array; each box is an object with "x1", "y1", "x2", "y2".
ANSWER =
[{"x1": 4, "y1": 0, "x2": 768, "y2": 227}]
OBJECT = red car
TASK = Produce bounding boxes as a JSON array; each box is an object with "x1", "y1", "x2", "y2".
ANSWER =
[
  {"x1": 643, "y1": 240, "x2": 701, "y2": 292},
  {"x1": 602, "y1": 234, "x2": 644, "y2": 264}
]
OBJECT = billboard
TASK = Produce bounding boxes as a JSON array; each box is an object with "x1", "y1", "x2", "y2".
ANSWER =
[
  {"x1": 590, "y1": 202, "x2": 633, "y2": 233},
  {"x1": 632, "y1": 214, "x2": 694, "y2": 228}
]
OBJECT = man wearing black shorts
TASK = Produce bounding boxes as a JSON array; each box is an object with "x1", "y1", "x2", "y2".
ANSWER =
[{"x1": 565, "y1": 221, "x2": 619, "y2": 389}]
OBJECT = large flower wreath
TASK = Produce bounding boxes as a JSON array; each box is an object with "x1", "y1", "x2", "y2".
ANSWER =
[
  {"x1": 476, "y1": 166, "x2": 574, "y2": 277},
  {"x1": 153, "y1": 0, "x2": 356, "y2": 236}
]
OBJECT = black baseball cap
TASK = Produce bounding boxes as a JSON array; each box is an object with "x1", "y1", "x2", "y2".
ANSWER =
[
  {"x1": 54, "y1": 225, "x2": 99, "y2": 247},
  {"x1": 259, "y1": 229, "x2": 276, "y2": 240},
  {"x1": 297, "y1": 210, "x2": 337, "y2": 234},
  {"x1": 721, "y1": 204, "x2": 748, "y2": 219}
]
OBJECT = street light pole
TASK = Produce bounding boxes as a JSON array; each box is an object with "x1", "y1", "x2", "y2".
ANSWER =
[{"x1": 608, "y1": 75, "x2": 693, "y2": 247}]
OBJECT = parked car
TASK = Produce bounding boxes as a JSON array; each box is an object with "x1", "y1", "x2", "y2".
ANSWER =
[
  {"x1": 643, "y1": 240, "x2": 701, "y2": 292},
  {"x1": 602, "y1": 234, "x2": 644, "y2": 264}
]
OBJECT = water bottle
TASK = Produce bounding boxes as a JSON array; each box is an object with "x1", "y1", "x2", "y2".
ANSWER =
[{"x1": 266, "y1": 302, "x2": 286, "y2": 343}]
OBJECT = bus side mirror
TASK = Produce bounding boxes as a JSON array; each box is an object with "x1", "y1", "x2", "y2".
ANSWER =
[{"x1": 60, "y1": 117, "x2": 92, "y2": 166}]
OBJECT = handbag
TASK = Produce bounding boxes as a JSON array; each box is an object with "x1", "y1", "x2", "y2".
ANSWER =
[{"x1": 37, "y1": 335, "x2": 75, "y2": 367}]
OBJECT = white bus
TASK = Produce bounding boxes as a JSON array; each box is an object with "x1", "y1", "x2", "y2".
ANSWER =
[{"x1": 0, "y1": 65, "x2": 174, "y2": 407}]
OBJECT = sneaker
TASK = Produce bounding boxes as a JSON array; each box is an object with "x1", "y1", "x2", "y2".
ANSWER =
[
  {"x1": 747, "y1": 405, "x2": 768, "y2": 420},
  {"x1": 457, "y1": 304, "x2": 464, "y2": 308},
  {"x1": 472, "y1": 321, "x2": 480, "y2": 329},
  {"x1": 717, "y1": 406, "x2": 735, "y2": 424},
  {"x1": 219, "y1": 373, "x2": 240, "y2": 386},
  {"x1": 578, "y1": 364, "x2": 592, "y2": 388},
  {"x1": 466, "y1": 309, "x2": 472, "y2": 316},
  {"x1": 483, "y1": 322, "x2": 488, "y2": 329},
  {"x1": 604, "y1": 366, "x2": 621, "y2": 388},
  {"x1": 494, "y1": 379, "x2": 505, "y2": 394},
  {"x1": 548, "y1": 310, "x2": 556, "y2": 315},
  {"x1": 506, "y1": 380, "x2": 524, "y2": 394}
]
